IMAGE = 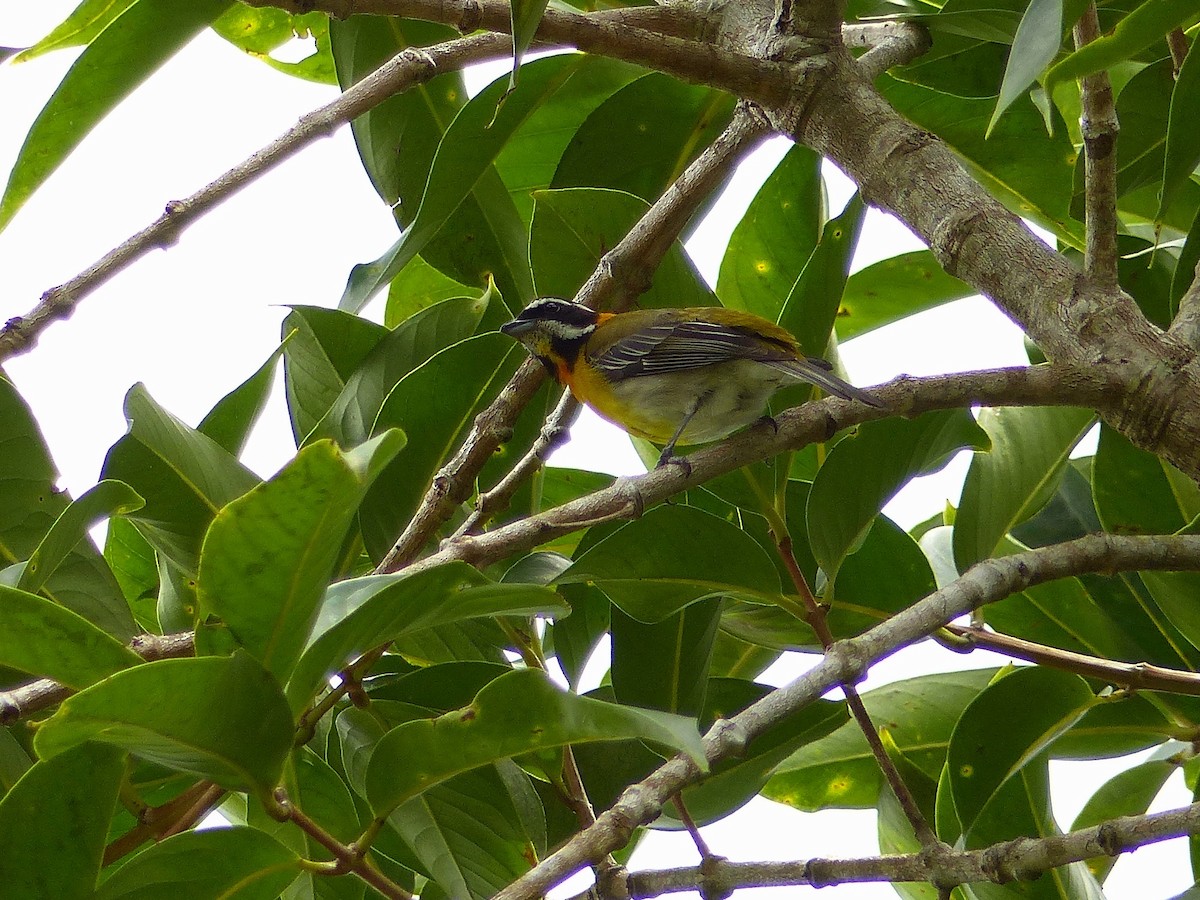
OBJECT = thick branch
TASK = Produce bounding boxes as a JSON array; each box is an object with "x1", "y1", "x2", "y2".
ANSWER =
[
  {"x1": 1168, "y1": 259, "x2": 1200, "y2": 350},
  {"x1": 1074, "y1": 3, "x2": 1120, "y2": 289},
  {"x1": 378, "y1": 105, "x2": 770, "y2": 571},
  {"x1": 0, "y1": 32, "x2": 512, "y2": 363},
  {"x1": 849, "y1": 22, "x2": 932, "y2": 80},
  {"x1": 779, "y1": 50, "x2": 1200, "y2": 482},
  {"x1": 606, "y1": 800, "x2": 1200, "y2": 895},
  {"x1": 493, "y1": 532, "x2": 1200, "y2": 900}
]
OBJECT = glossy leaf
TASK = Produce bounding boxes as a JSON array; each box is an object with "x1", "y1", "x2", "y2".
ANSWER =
[
  {"x1": 1171, "y1": 206, "x2": 1200, "y2": 312},
  {"x1": 198, "y1": 434, "x2": 404, "y2": 682},
  {"x1": 765, "y1": 669, "x2": 998, "y2": 811},
  {"x1": 1046, "y1": 0, "x2": 1199, "y2": 98},
  {"x1": 718, "y1": 145, "x2": 824, "y2": 321},
  {"x1": 386, "y1": 257, "x2": 481, "y2": 327},
  {"x1": 198, "y1": 342, "x2": 288, "y2": 457},
  {"x1": 287, "y1": 562, "x2": 566, "y2": 711},
  {"x1": 339, "y1": 54, "x2": 593, "y2": 311},
  {"x1": 15, "y1": 478, "x2": 142, "y2": 596},
  {"x1": 947, "y1": 666, "x2": 1095, "y2": 839},
  {"x1": 836, "y1": 250, "x2": 974, "y2": 340},
  {"x1": 552, "y1": 73, "x2": 735, "y2": 203},
  {"x1": 611, "y1": 597, "x2": 722, "y2": 716},
  {"x1": 954, "y1": 406, "x2": 1094, "y2": 571},
  {"x1": 365, "y1": 668, "x2": 704, "y2": 814},
  {"x1": 0, "y1": 0, "x2": 232, "y2": 232},
  {"x1": 1160, "y1": 37, "x2": 1200, "y2": 221},
  {"x1": 101, "y1": 384, "x2": 259, "y2": 575},
  {"x1": 13, "y1": 0, "x2": 137, "y2": 61},
  {"x1": 1070, "y1": 759, "x2": 1176, "y2": 883},
  {"x1": 281, "y1": 305, "x2": 389, "y2": 443},
  {"x1": 358, "y1": 333, "x2": 523, "y2": 560},
  {"x1": 558, "y1": 505, "x2": 781, "y2": 623},
  {"x1": 0, "y1": 376, "x2": 134, "y2": 638},
  {"x1": 35, "y1": 652, "x2": 293, "y2": 797},
  {"x1": 1094, "y1": 423, "x2": 1200, "y2": 535},
  {"x1": 311, "y1": 293, "x2": 494, "y2": 448},
  {"x1": 529, "y1": 186, "x2": 718, "y2": 307},
  {"x1": 807, "y1": 409, "x2": 989, "y2": 582},
  {"x1": 509, "y1": 0, "x2": 550, "y2": 85},
  {"x1": 95, "y1": 826, "x2": 302, "y2": 900},
  {"x1": 989, "y1": 0, "x2": 1070, "y2": 133},
  {"x1": 212, "y1": 6, "x2": 334, "y2": 84},
  {"x1": 778, "y1": 193, "x2": 866, "y2": 359},
  {"x1": 0, "y1": 584, "x2": 140, "y2": 689},
  {"x1": 0, "y1": 743, "x2": 123, "y2": 900}
]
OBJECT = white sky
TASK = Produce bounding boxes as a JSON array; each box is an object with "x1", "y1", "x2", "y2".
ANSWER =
[{"x1": 0, "y1": 7, "x2": 1189, "y2": 898}]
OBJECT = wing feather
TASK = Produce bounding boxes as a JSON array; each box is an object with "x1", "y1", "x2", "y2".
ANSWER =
[{"x1": 593, "y1": 320, "x2": 791, "y2": 380}]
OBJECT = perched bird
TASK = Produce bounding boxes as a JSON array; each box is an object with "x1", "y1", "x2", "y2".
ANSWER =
[{"x1": 500, "y1": 298, "x2": 884, "y2": 467}]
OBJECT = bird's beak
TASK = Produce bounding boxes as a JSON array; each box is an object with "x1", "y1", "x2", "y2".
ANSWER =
[{"x1": 500, "y1": 319, "x2": 533, "y2": 338}]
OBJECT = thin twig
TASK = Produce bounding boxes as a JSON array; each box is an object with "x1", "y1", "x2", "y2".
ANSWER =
[
  {"x1": 379, "y1": 104, "x2": 771, "y2": 572},
  {"x1": 1074, "y1": 3, "x2": 1120, "y2": 287},
  {"x1": 776, "y1": 535, "x2": 940, "y2": 847},
  {"x1": 850, "y1": 22, "x2": 932, "y2": 80},
  {"x1": 0, "y1": 33, "x2": 512, "y2": 363},
  {"x1": 492, "y1": 532, "x2": 1200, "y2": 900},
  {"x1": 944, "y1": 623, "x2": 1200, "y2": 697},
  {"x1": 454, "y1": 391, "x2": 581, "y2": 538}
]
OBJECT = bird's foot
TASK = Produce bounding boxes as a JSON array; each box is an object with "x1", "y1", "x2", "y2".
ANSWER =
[
  {"x1": 753, "y1": 414, "x2": 779, "y2": 434},
  {"x1": 656, "y1": 449, "x2": 692, "y2": 477}
]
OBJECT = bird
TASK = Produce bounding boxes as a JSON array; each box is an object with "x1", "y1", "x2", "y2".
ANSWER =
[{"x1": 500, "y1": 297, "x2": 885, "y2": 468}]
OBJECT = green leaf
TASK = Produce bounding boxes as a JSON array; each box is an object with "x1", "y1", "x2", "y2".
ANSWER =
[
  {"x1": 0, "y1": 0, "x2": 233, "y2": 232},
  {"x1": 1159, "y1": 36, "x2": 1200, "y2": 221},
  {"x1": 1046, "y1": 0, "x2": 1199, "y2": 98},
  {"x1": 529, "y1": 187, "x2": 718, "y2": 307},
  {"x1": 1070, "y1": 759, "x2": 1175, "y2": 883},
  {"x1": 198, "y1": 434, "x2": 404, "y2": 681},
  {"x1": 312, "y1": 294, "x2": 493, "y2": 448},
  {"x1": 281, "y1": 306, "x2": 389, "y2": 444},
  {"x1": 0, "y1": 375, "x2": 134, "y2": 638},
  {"x1": 765, "y1": 668, "x2": 999, "y2": 811},
  {"x1": 1094, "y1": 423, "x2": 1200, "y2": 534},
  {"x1": 213, "y1": 6, "x2": 334, "y2": 84},
  {"x1": 287, "y1": 561, "x2": 566, "y2": 712},
  {"x1": 558, "y1": 505, "x2": 781, "y2": 623},
  {"x1": 551, "y1": 73, "x2": 735, "y2": 203},
  {"x1": 16, "y1": 479, "x2": 143, "y2": 595},
  {"x1": 718, "y1": 146, "x2": 824, "y2": 321},
  {"x1": 947, "y1": 666, "x2": 1095, "y2": 839},
  {"x1": 365, "y1": 668, "x2": 704, "y2": 815},
  {"x1": 358, "y1": 333, "x2": 523, "y2": 560},
  {"x1": 954, "y1": 406, "x2": 1095, "y2": 571},
  {"x1": 0, "y1": 743, "x2": 123, "y2": 900},
  {"x1": 13, "y1": 0, "x2": 137, "y2": 61},
  {"x1": 778, "y1": 193, "x2": 866, "y2": 359},
  {"x1": 877, "y1": 72, "x2": 1082, "y2": 246},
  {"x1": 101, "y1": 384, "x2": 260, "y2": 575},
  {"x1": 0, "y1": 584, "x2": 140, "y2": 689},
  {"x1": 989, "y1": 0, "x2": 1068, "y2": 134},
  {"x1": 893, "y1": 31, "x2": 1009, "y2": 99},
  {"x1": 339, "y1": 54, "x2": 592, "y2": 311},
  {"x1": 95, "y1": 826, "x2": 302, "y2": 900},
  {"x1": 611, "y1": 598, "x2": 721, "y2": 716},
  {"x1": 198, "y1": 342, "x2": 288, "y2": 457},
  {"x1": 509, "y1": 0, "x2": 551, "y2": 86},
  {"x1": 386, "y1": 257, "x2": 480, "y2": 327},
  {"x1": 836, "y1": 250, "x2": 974, "y2": 340},
  {"x1": 35, "y1": 652, "x2": 293, "y2": 797},
  {"x1": 807, "y1": 410, "x2": 989, "y2": 583}
]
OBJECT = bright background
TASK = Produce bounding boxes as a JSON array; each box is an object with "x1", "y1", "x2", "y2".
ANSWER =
[{"x1": 0, "y1": 7, "x2": 1188, "y2": 897}]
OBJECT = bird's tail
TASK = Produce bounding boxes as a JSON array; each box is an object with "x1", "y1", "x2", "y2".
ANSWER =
[{"x1": 766, "y1": 357, "x2": 886, "y2": 408}]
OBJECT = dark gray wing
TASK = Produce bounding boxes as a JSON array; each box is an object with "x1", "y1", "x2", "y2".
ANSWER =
[{"x1": 592, "y1": 320, "x2": 796, "y2": 382}]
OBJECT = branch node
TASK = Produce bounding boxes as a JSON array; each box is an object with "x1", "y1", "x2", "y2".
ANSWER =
[
  {"x1": 827, "y1": 639, "x2": 869, "y2": 686},
  {"x1": 458, "y1": 0, "x2": 484, "y2": 33},
  {"x1": 707, "y1": 717, "x2": 750, "y2": 758},
  {"x1": 1095, "y1": 822, "x2": 1123, "y2": 857}
]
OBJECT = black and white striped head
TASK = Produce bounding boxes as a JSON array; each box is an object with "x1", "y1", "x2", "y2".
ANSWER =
[{"x1": 500, "y1": 298, "x2": 599, "y2": 346}]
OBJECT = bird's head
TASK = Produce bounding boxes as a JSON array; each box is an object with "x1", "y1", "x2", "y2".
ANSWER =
[{"x1": 500, "y1": 298, "x2": 600, "y2": 378}]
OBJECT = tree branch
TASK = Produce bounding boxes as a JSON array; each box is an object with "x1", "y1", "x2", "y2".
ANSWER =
[
  {"x1": 378, "y1": 104, "x2": 771, "y2": 571},
  {"x1": 0, "y1": 32, "x2": 513, "y2": 363},
  {"x1": 849, "y1": 22, "x2": 932, "y2": 80},
  {"x1": 1168, "y1": 258, "x2": 1200, "y2": 350},
  {"x1": 943, "y1": 623, "x2": 1200, "y2": 698},
  {"x1": 1073, "y1": 3, "x2": 1120, "y2": 289},
  {"x1": 0, "y1": 630, "x2": 194, "y2": 724},
  {"x1": 492, "y1": 532, "x2": 1200, "y2": 900},
  {"x1": 599, "y1": 800, "x2": 1200, "y2": 895}
]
